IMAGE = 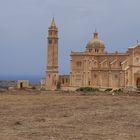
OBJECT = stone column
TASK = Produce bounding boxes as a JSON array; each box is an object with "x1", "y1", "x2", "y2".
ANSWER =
[
  {"x1": 108, "y1": 71, "x2": 111, "y2": 87},
  {"x1": 98, "y1": 71, "x2": 101, "y2": 87},
  {"x1": 124, "y1": 71, "x2": 128, "y2": 87},
  {"x1": 128, "y1": 69, "x2": 132, "y2": 87},
  {"x1": 120, "y1": 71, "x2": 125, "y2": 87},
  {"x1": 70, "y1": 73, "x2": 72, "y2": 86},
  {"x1": 85, "y1": 59, "x2": 89, "y2": 86}
]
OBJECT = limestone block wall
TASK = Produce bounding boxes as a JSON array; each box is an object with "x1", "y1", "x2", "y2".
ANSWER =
[
  {"x1": 59, "y1": 75, "x2": 70, "y2": 87},
  {"x1": 17, "y1": 80, "x2": 29, "y2": 89}
]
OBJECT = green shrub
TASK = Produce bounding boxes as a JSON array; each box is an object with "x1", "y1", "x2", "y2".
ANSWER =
[
  {"x1": 137, "y1": 87, "x2": 140, "y2": 92},
  {"x1": 76, "y1": 87, "x2": 99, "y2": 93},
  {"x1": 105, "y1": 88, "x2": 112, "y2": 92},
  {"x1": 32, "y1": 86, "x2": 36, "y2": 90},
  {"x1": 113, "y1": 88, "x2": 124, "y2": 93}
]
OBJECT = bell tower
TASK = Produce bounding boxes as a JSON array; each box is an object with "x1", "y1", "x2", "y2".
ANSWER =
[{"x1": 45, "y1": 18, "x2": 59, "y2": 90}]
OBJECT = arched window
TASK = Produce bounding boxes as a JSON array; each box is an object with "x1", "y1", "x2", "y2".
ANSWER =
[
  {"x1": 119, "y1": 61, "x2": 121, "y2": 66},
  {"x1": 66, "y1": 79, "x2": 68, "y2": 83},
  {"x1": 94, "y1": 74, "x2": 97, "y2": 78},
  {"x1": 62, "y1": 78, "x2": 64, "y2": 84},
  {"x1": 88, "y1": 81, "x2": 91, "y2": 86},
  {"x1": 76, "y1": 61, "x2": 82, "y2": 67},
  {"x1": 115, "y1": 74, "x2": 118, "y2": 79},
  {"x1": 49, "y1": 40, "x2": 52, "y2": 44},
  {"x1": 137, "y1": 78, "x2": 140, "y2": 88}
]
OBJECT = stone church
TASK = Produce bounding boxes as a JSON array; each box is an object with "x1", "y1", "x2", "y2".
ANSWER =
[{"x1": 45, "y1": 18, "x2": 140, "y2": 90}]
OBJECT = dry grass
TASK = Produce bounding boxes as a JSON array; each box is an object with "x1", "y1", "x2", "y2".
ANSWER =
[{"x1": 0, "y1": 90, "x2": 140, "y2": 140}]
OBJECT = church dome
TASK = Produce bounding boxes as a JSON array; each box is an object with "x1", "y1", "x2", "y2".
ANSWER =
[{"x1": 86, "y1": 32, "x2": 105, "y2": 49}]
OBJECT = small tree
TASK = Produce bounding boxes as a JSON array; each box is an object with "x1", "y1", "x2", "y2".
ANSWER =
[{"x1": 76, "y1": 87, "x2": 99, "y2": 93}]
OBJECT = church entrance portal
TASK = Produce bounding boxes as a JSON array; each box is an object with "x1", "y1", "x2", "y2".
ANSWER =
[
  {"x1": 20, "y1": 82, "x2": 23, "y2": 88},
  {"x1": 136, "y1": 78, "x2": 140, "y2": 88}
]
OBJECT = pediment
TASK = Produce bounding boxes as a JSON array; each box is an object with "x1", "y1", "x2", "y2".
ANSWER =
[{"x1": 110, "y1": 59, "x2": 121, "y2": 68}]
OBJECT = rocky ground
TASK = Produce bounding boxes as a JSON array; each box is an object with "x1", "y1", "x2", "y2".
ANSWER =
[{"x1": 0, "y1": 90, "x2": 140, "y2": 140}]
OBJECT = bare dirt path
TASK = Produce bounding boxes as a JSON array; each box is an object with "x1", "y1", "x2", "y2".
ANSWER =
[{"x1": 0, "y1": 91, "x2": 140, "y2": 140}]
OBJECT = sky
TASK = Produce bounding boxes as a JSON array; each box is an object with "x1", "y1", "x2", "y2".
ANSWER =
[{"x1": 0, "y1": 0, "x2": 140, "y2": 79}]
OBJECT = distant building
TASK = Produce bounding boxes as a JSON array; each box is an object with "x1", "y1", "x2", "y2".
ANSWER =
[
  {"x1": 45, "y1": 18, "x2": 140, "y2": 90},
  {"x1": 0, "y1": 81, "x2": 16, "y2": 89},
  {"x1": 17, "y1": 80, "x2": 29, "y2": 89}
]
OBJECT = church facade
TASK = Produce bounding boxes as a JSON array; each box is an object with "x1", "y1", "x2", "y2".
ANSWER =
[{"x1": 45, "y1": 18, "x2": 140, "y2": 90}]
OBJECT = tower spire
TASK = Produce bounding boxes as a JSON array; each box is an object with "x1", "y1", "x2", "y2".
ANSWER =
[{"x1": 51, "y1": 17, "x2": 56, "y2": 27}]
